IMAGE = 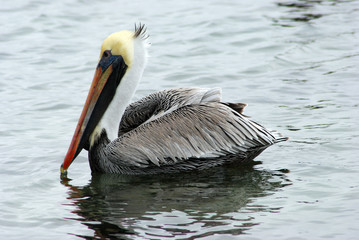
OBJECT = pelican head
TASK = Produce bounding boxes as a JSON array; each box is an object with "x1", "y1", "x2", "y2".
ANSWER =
[{"x1": 61, "y1": 24, "x2": 148, "y2": 174}]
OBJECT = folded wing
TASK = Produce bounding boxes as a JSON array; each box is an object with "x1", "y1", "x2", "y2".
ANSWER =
[
  {"x1": 108, "y1": 96, "x2": 286, "y2": 168},
  {"x1": 118, "y1": 88, "x2": 222, "y2": 136}
]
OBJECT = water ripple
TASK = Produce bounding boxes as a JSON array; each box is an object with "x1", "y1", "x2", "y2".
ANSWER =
[{"x1": 1, "y1": 0, "x2": 359, "y2": 239}]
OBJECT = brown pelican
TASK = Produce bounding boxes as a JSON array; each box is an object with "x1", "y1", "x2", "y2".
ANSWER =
[{"x1": 60, "y1": 24, "x2": 287, "y2": 175}]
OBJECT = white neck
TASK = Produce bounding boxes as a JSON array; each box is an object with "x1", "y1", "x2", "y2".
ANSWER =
[{"x1": 91, "y1": 38, "x2": 148, "y2": 144}]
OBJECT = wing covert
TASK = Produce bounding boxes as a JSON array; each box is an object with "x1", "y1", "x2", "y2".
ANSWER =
[
  {"x1": 118, "y1": 88, "x2": 221, "y2": 136},
  {"x1": 108, "y1": 102, "x2": 280, "y2": 168}
]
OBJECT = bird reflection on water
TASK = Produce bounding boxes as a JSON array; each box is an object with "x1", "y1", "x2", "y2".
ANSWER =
[{"x1": 61, "y1": 163, "x2": 291, "y2": 239}]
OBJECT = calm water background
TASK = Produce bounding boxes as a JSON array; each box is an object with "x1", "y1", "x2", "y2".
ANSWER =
[{"x1": 1, "y1": 0, "x2": 358, "y2": 239}]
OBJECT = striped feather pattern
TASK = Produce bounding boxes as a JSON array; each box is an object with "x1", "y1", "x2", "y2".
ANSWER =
[{"x1": 105, "y1": 91, "x2": 286, "y2": 169}]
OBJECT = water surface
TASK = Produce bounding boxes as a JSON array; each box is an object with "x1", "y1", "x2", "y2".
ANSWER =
[{"x1": 1, "y1": 0, "x2": 359, "y2": 239}]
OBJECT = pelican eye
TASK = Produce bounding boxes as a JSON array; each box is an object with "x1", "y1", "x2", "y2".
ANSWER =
[
  {"x1": 103, "y1": 50, "x2": 111, "y2": 58},
  {"x1": 99, "y1": 50, "x2": 119, "y2": 70}
]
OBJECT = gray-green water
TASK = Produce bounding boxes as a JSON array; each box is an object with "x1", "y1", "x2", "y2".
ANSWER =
[{"x1": 1, "y1": 0, "x2": 359, "y2": 239}]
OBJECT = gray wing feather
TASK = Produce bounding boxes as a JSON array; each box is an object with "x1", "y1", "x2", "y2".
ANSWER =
[
  {"x1": 118, "y1": 88, "x2": 221, "y2": 136},
  {"x1": 107, "y1": 102, "x2": 281, "y2": 168}
]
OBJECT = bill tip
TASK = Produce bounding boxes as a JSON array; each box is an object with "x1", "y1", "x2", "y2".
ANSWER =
[{"x1": 60, "y1": 164, "x2": 68, "y2": 176}]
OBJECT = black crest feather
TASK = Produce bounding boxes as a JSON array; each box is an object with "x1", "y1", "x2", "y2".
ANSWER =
[{"x1": 134, "y1": 23, "x2": 148, "y2": 39}]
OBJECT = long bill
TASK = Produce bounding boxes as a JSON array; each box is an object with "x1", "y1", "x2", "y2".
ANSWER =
[{"x1": 61, "y1": 55, "x2": 127, "y2": 174}]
